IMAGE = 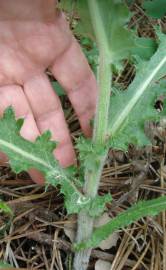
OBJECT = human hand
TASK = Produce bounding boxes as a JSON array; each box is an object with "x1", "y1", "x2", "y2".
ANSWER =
[{"x1": 0, "y1": 0, "x2": 97, "y2": 184}]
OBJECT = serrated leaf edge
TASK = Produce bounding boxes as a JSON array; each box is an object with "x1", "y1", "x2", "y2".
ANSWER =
[
  {"x1": 110, "y1": 46, "x2": 166, "y2": 135},
  {"x1": 75, "y1": 196, "x2": 166, "y2": 250}
]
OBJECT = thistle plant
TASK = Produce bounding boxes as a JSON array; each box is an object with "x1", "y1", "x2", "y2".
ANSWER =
[{"x1": 0, "y1": 1, "x2": 166, "y2": 270}]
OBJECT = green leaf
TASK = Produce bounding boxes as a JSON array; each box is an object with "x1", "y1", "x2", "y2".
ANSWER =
[
  {"x1": 51, "y1": 81, "x2": 65, "y2": 96},
  {"x1": 80, "y1": 37, "x2": 99, "y2": 75},
  {"x1": 126, "y1": 0, "x2": 135, "y2": 5},
  {"x1": 61, "y1": 0, "x2": 135, "y2": 62},
  {"x1": 88, "y1": 194, "x2": 112, "y2": 217},
  {"x1": 60, "y1": 0, "x2": 94, "y2": 40},
  {"x1": 76, "y1": 137, "x2": 107, "y2": 171},
  {"x1": 0, "y1": 261, "x2": 13, "y2": 268},
  {"x1": 89, "y1": 0, "x2": 135, "y2": 62},
  {"x1": 109, "y1": 38, "x2": 166, "y2": 150},
  {"x1": 0, "y1": 108, "x2": 111, "y2": 216},
  {"x1": 75, "y1": 196, "x2": 166, "y2": 250},
  {"x1": 0, "y1": 200, "x2": 12, "y2": 215},
  {"x1": 143, "y1": 0, "x2": 166, "y2": 19},
  {"x1": 132, "y1": 37, "x2": 157, "y2": 61},
  {"x1": 68, "y1": 193, "x2": 112, "y2": 217},
  {"x1": 0, "y1": 107, "x2": 92, "y2": 215},
  {"x1": 61, "y1": 0, "x2": 157, "y2": 65}
]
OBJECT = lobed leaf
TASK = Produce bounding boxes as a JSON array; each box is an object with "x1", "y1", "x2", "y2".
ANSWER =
[
  {"x1": 0, "y1": 108, "x2": 88, "y2": 214},
  {"x1": 0, "y1": 108, "x2": 110, "y2": 216},
  {"x1": 109, "y1": 38, "x2": 166, "y2": 150},
  {"x1": 61, "y1": 0, "x2": 135, "y2": 62},
  {"x1": 60, "y1": 0, "x2": 158, "y2": 76},
  {"x1": 75, "y1": 196, "x2": 166, "y2": 250}
]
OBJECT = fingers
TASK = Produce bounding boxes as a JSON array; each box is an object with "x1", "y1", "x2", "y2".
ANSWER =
[
  {"x1": 0, "y1": 84, "x2": 45, "y2": 184},
  {"x1": 50, "y1": 37, "x2": 98, "y2": 136},
  {"x1": 23, "y1": 73, "x2": 76, "y2": 167},
  {"x1": 0, "y1": 0, "x2": 56, "y2": 21},
  {"x1": 0, "y1": 85, "x2": 40, "y2": 140}
]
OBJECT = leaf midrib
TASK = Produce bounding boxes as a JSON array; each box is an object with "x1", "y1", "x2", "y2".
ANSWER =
[
  {"x1": 0, "y1": 138, "x2": 51, "y2": 169},
  {"x1": 110, "y1": 54, "x2": 166, "y2": 135},
  {"x1": 0, "y1": 138, "x2": 84, "y2": 196}
]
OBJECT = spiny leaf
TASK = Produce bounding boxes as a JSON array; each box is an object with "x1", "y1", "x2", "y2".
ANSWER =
[
  {"x1": 0, "y1": 108, "x2": 110, "y2": 216},
  {"x1": 143, "y1": 0, "x2": 166, "y2": 19},
  {"x1": 0, "y1": 107, "x2": 88, "y2": 214},
  {"x1": 109, "y1": 38, "x2": 166, "y2": 150},
  {"x1": 88, "y1": 194, "x2": 112, "y2": 217},
  {"x1": 61, "y1": 0, "x2": 157, "y2": 65},
  {"x1": 74, "y1": 196, "x2": 166, "y2": 250},
  {"x1": 76, "y1": 137, "x2": 107, "y2": 171}
]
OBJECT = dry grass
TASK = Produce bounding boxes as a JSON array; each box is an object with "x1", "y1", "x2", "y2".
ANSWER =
[{"x1": 0, "y1": 2, "x2": 166, "y2": 270}]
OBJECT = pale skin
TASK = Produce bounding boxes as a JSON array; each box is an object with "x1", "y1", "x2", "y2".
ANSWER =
[{"x1": 0, "y1": 0, "x2": 97, "y2": 184}]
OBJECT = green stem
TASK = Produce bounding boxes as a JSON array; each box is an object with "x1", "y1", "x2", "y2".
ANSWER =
[
  {"x1": 87, "y1": 0, "x2": 111, "y2": 59},
  {"x1": 93, "y1": 55, "x2": 112, "y2": 145},
  {"x1": 73, "y1": 1, "x2": 112, "y2": 268},
  {"x1": 84, "y1": 55, "x2": 111, "y2": 198},
  {"x1": 73, "y1": 57, "x2": 111, "y2": 270}
]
